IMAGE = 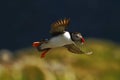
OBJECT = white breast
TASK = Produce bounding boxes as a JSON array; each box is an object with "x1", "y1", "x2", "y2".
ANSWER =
[
  {"x1": 41, "y1": 31, "x2": 74, "y2": 49},
  {"x1": 63, "y1": 31, "x2": 71, "y2": 39}
]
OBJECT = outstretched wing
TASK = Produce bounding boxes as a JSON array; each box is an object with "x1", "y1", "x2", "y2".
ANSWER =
[
  {"x1": 64, "y1": 44, "x2": 84, "y2": 54},
  {"x1": 64, "y1": 43, "x2": 93, "y2": 55},
  {"x1": 50, "y1": 18, "x2": 70, "y2": 36}
]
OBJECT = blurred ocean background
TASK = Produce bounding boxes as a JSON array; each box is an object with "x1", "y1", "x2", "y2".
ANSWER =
[{"x1": 0, "y1": 0, "x2": 120, "y2": 80}]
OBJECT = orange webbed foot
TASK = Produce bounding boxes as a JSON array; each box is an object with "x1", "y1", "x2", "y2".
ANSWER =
[
  {"x1": 40, "y1": 49, "x2": 50, "y2": 58},
  {"x1": 32, "y1": 42, "x2": 40, "y2": 47}
]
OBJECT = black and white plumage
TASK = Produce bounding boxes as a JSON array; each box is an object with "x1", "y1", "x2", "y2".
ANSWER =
[{"x1": 32, "y1": 18, "x2": 92, "y2": 58}]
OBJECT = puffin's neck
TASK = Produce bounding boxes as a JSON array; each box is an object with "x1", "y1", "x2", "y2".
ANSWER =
[{"x1": 69, "y1": 32, "x2": 74, "y2": 41}]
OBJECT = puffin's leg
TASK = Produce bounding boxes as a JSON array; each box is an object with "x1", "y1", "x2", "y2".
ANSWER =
[
  {"x1": 32, "y1": 41, "x2": 50, "y2": 58},
  {"x1": 41, "y1": 48, "x2": 50, "y2": 58}
]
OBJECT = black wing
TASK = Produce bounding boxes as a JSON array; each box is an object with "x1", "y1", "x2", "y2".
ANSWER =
[
  {"x1": 64, "y1": 42, "x2": 93, "y2": 55},
  {"x1": 50, "y1": 18, "x2": 70, "y2": 36},
  {"x1": 64, "y1": 44, "x2": 84, "y2": 54}
]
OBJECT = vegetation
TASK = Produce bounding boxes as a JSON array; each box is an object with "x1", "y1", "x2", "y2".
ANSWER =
[{"x1": 0, "y1": 39, "x2": 120, "y2": 80}]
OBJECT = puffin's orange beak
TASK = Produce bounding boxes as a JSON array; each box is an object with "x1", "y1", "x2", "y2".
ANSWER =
[
  {"x1": 81, "y1": 37, "x2": 85, "y2": 43},
  {"x1": 32, "y1": 42, "x2": 40, "y2": 47}
]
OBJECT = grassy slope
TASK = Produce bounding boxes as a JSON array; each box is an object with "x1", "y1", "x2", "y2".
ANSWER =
[{"x1": 0, "y1": 39, "x2": 120, "y2": 80}]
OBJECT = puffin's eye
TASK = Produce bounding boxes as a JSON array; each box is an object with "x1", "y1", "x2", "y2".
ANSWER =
[{"x1": 75, "y1": 35, "x2": 79, "y2": 38}]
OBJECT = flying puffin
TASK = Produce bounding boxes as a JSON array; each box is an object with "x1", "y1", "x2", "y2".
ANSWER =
[{"x1": 32, "y1": 18, "x2": 92, "y2": 58}]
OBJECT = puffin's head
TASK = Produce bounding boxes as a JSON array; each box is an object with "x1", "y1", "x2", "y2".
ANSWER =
[{"x1": 71, "y1": 32, "x2": 85, "y2": 44}]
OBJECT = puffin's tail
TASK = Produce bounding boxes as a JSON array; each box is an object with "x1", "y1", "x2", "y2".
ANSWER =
[
  {"x1": 32, "y1": 39, "x2": 48, "y2": 50},
  {"x1": 32, "y1": 39, "x2": 50, "y2": 58}
]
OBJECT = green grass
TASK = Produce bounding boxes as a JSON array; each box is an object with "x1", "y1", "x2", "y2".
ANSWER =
[{"x1": 0, "y1": 39, "x2": 120, "y2": 80}]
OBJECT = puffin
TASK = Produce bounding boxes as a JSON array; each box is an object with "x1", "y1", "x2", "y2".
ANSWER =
[{"x1": 32, "y1": 18, "x2": 92, "y2": 58}]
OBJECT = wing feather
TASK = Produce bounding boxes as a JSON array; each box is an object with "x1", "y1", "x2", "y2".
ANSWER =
[
  {"x1": 64, "y1": 43, "x2": 93, "y2": 55},
  {"x1": 50, "y1": 18, "x2": 70, "y2": 34},
  {"x1": 64, "y1": 44, "x2": 84, "y2": 54}
]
